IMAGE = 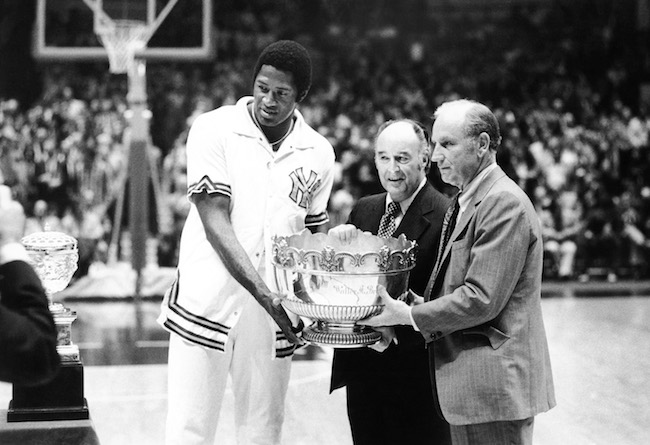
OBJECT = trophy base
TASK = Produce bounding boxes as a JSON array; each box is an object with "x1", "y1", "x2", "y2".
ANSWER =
[
  {"x1": 7, "y1": 399, "x2": 90, "y2": 422},
  {"x1": 8, "y1": 361, "x2": 89, "y2": 422},
  {"x1": 302, "y1": 323, "x2": 381, "y2": 348}
]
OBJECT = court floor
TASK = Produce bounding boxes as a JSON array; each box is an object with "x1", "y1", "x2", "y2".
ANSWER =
[{"x1": 1, "y1": 294, "x2": 649, "y2": 444}]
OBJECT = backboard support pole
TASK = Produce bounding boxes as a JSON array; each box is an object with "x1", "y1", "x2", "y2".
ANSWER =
[{"x1": 32, "y1": 0, "x2": 214, "y2": 298}]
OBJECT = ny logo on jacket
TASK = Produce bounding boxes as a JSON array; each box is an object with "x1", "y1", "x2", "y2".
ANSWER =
[{"x1": 288, "y1": 167, "x2": 320, "y2": 209}]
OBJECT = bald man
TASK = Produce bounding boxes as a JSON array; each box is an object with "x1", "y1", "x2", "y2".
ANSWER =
[{"x1": 329, "y1": 120, "x2": 451, "y2": 445}]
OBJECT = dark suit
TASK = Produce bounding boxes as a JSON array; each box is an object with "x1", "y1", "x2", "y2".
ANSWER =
[
  {"x1": 331, "y1": 182, "x2": 452, "y2": 445},
  {"x1": 0, "y1": 260, "x2": 59, "y2": 386}
]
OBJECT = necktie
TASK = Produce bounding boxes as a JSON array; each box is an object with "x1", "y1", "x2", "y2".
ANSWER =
[
  {"x1": 434, "y1": 193, "x2": 460, "y2": 268},
  {"x1": 377, "y1": 201, "x2": 401, "y2": 238}
]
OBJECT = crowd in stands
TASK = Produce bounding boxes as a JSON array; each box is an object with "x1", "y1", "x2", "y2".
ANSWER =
[{"x1": 1, "y1": 0, "x2": 650, "y2": 281}]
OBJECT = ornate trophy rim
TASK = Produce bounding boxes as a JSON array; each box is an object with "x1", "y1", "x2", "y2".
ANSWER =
[
  {"x1": 22, "y1": 230, "x2": 78, "y2": 252},
  {"x1": 272, "y1": 229, "x2": 417, "y2": 274}
]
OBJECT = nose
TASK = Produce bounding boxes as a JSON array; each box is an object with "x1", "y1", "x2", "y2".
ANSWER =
[
  {"x1": 387, "y1": 158, "x2": 400, "y2": 172},
  {"x1": 431, "y1": 143, "x2": 444, "y2": 162},
  {"x1": 262, "y1": 91, "x2": 276, "y2": 106}
]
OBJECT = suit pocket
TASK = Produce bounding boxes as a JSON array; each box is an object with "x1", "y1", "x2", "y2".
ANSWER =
[{"x1": 462, "y1": 325, "x2": 510, "y2": 350}]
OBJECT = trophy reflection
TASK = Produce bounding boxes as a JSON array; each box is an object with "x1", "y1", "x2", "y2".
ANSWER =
[
  {"x1": 272, "y1": 229, "x2": 416, "y2": 348},
  {"x1": 7, "y1": 229, "x2": 89, "y2": 422}
]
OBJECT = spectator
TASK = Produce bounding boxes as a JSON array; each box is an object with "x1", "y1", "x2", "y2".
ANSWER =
[{"x1": 0, "y1": 185, "x2": 59, "y2": 386}]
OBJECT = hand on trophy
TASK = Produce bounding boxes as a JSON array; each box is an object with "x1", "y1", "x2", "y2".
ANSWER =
[
  {"x1": 368, "y1": 326, "x2": 397, "y2": 352},
  {"x1": 397, "y1": 289, "x2": 424, "y2": 306},
  {"x1": 262, "y1": 292, "x2": 305, "y2": 345},
  {"x1": 0, "y1": 185, "x2": 26, "y2": 246},
  {"x1": 360, "y1": 285, "x2": 413, "y2": 327},
  {"x1": 327, "y1": 224, "x2": 371, "y2": 244}
]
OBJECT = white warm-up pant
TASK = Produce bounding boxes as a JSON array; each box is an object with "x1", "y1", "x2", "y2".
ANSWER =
[{"x1": 165, "y1": 297, "x2": 292, "y2": 445}]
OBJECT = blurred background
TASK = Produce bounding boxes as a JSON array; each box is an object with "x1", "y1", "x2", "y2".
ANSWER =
[
  {"x1": 1, "y1": 0, "x2": 650, "y2": 444},
  {"x1": 1, "y1": 0, "x2": 650, "y2": 283}
]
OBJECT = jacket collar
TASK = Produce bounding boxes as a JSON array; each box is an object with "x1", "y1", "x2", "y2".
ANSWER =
[
  {"x1": 432, "y1": 165, "x2": 506, "y2": 280},
  {"x1": 454, "y1": 164, "x2": 505, "y2": 238},
  {"x1": 231, "y1": 96, "x2": 316, "y2": 152}
]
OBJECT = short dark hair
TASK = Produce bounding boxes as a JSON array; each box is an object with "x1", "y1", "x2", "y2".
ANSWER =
[{"x1": 253, "y1": 40, "x2": 312, "y2": 102}]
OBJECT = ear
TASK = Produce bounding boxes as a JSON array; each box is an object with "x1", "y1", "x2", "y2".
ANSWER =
[
  {"x1": 296, "y1": 87, "x2": 309, "y2": 103},
  {"x1": 421, "y1": 148, "x2": 430, "y2": 166},
  {"x1": 477, "y1": 132, "x2": 490, "y2": 157}
]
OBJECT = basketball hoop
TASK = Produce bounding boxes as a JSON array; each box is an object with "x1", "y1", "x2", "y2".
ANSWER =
[{"x1": 95, "y1": 19, "x2": 151, "y2": 74}]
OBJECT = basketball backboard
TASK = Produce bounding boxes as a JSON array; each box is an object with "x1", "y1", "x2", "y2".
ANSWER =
[{"x1": 34, "y1": 0, "x2": 214, "y2": 62}]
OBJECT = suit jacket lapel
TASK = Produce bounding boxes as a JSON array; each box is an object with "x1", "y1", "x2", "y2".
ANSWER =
[
  {"x1": 354, "y1": 193, "x2": 387, "y2": 234},
  {"x1": 396, "y1": 184, "x2": 434, "y2": 241},
  {"x1": 427, "y1": 166, "x2": 507, "y2": 297}
]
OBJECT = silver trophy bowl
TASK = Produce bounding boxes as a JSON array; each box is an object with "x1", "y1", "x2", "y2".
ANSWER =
[{"x1": 272, "y1": 229, "x2": 416, "y2": 348}]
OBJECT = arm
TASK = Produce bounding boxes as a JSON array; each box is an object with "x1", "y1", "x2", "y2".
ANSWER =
[
  {"x1": 412, "y1": 192, "x2": 532, "y2": 339},
  {"x1": 0, "y1": 186, "x2": 59, "y2": 385},
  {"x1": 0, "y1": 260, "x2": 60, "y2": 386},
  {"x1": 183, "y1": 112, "x2": 301, "y2": 344},
  {"x1": 193, "y1": 192, "x2": 302, "y2": 344},
  {"x1": 365, "y1": 192, "x2": 533, "y2": 340}
]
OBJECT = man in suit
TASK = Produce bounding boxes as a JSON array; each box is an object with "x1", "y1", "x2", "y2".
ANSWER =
[
  {"x1": 363, "y1": 100, "x2": 556, "y2": 445},
  {"x1": 0, "y1": 185, "x2": 59, "y2": 386},
  {"x1": 329, "y1": 119, "x2": 451, "y2": 445}
]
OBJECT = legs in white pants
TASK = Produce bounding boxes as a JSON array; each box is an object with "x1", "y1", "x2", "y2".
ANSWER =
[
  {"x1": 165, "y1": 333, "x2": 228, "y2": 445},
  {"x1": 231, "y1": 299, "x2": 291, "y2": 445},
  {"x1": 165, "y1": 297, "x2": 292, "y2": 445}
]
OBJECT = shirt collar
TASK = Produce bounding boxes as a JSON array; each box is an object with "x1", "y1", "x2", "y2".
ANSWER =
[
  {"x1": 458, "y1": 162, "x2": 497, "y2": 212},
  {"x1": 386, "y1": 177, "x2": 427, "y2": 215},
  {"x1": 232, "y1": 96, "x2": 315, "y2": 150}
]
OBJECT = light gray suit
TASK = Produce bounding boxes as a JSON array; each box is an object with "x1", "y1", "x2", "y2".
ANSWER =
[{"x1": 413, "y1": 165, "x2": 556, "y2": 426}]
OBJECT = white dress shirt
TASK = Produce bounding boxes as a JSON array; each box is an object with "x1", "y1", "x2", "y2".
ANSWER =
[{"x1": 384, "y1": 177, "x2": 428, "y2": 226}]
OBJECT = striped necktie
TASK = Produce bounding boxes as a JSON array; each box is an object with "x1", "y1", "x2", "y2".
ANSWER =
[
  {"x1": 377, "y1": 201, "x2": 401, "y2": 238},
  {"x1": 434, "y1": 193, "x2": 460, "y2": 268}
]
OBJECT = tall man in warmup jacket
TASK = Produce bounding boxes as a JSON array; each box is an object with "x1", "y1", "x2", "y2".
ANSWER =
[{"x1": 158, "y1": 41, "x2": 335, "y2": 445}]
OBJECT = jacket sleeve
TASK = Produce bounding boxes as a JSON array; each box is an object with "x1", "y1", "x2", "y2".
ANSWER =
[
  {"x1": 413, "y1": 191, "x2": 533, "y2": 341},
  {"x1": 0, "y1": 260, "x2": 60, "y2": 386}
]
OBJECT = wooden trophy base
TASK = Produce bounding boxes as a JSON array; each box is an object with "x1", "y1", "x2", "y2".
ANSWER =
[{"x1": 7, "y1": 361, "x2": 89, "y2": 422}]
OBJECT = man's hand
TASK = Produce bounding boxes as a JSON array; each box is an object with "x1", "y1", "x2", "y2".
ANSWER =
[
  {"x1": 328, "y1": 224, "x2": 365, "y2": 244},
  {"x1": 368, "y1": 326, "x2": 397, "y2": 352},
  {"x1": 359, "y1": 285, "x2": 413, "y2": 327},
  {"x1": 0, "y1": 185, "x2": 26, "y2": 246},
  {"x1": 396, "y1": 290, "x2": 424, "y2": 306},
  {"x1": 258, "y1": 293, "x2": 305, "y2": 345}
]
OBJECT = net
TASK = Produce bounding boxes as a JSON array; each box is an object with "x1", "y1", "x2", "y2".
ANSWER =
[{"x1": 96, "y1": 19, "x2": 151, "y2": 74}]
